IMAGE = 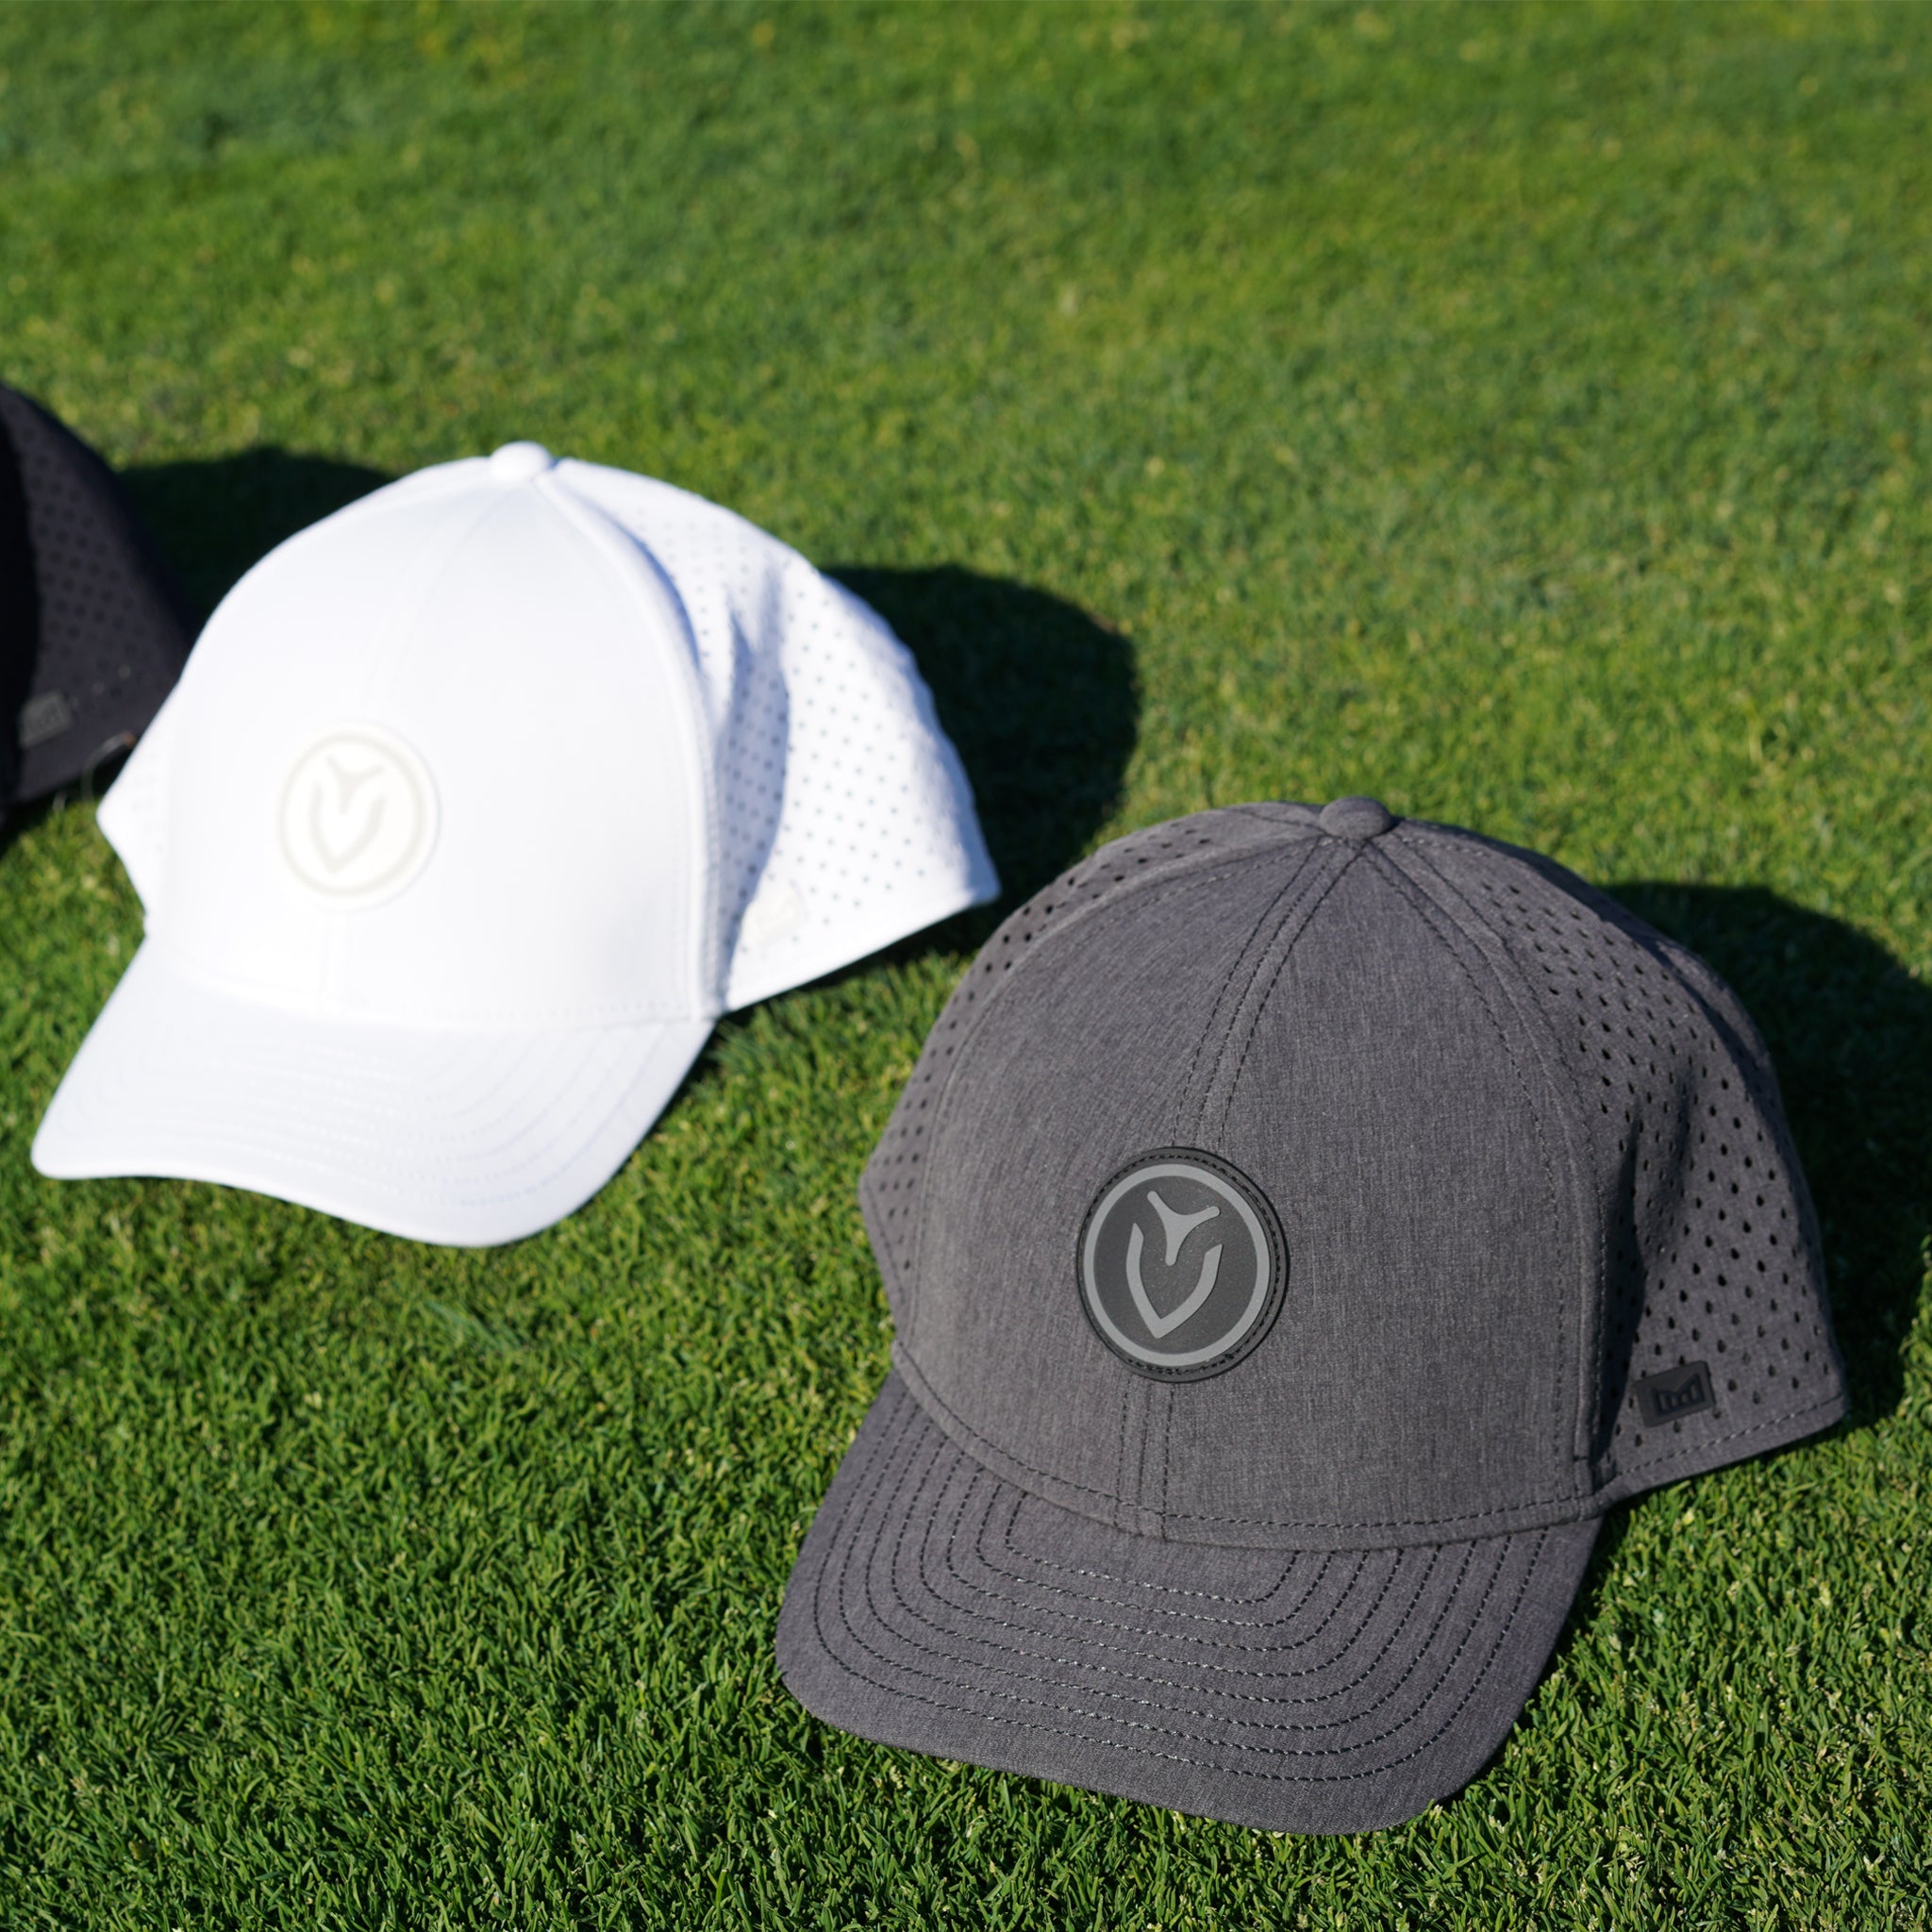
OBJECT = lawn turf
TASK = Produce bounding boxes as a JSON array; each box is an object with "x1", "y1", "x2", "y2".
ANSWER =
[{"x1": 2, "y1": 3, "x2": 1930, "y2": 1925}]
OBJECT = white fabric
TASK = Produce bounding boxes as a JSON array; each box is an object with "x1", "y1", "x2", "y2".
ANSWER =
[
  {"x1": 535, "y1": 460, "x2": 998, "y2": 1009},
  {"x1": 33, "y1": 944, "x2": 714, "y2": 1247},
  {"x1": 36, "y1": 443, "x2": 997, "y2": 1243}
]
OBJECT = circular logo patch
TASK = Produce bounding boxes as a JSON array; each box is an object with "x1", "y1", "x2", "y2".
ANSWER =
[
  {"x1": 277, "y1": 725, "x2": 439, "y2": 908},
  {"x1": 1078, "y1": 1148, "x2": 1287, "y2": 1380}
]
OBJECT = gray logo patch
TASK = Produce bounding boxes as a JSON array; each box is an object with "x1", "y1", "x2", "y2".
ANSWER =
[{"x1": 1078, "y1": 1148, "x2": 1287, "y2": 1380}]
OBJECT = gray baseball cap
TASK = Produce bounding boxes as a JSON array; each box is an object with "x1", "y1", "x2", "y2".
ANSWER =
[{"x1": 777, "y1": 797, "x2": 1846, "y2": 1833}]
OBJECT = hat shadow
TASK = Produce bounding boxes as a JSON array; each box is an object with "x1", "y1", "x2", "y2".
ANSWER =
[
  {"x1": 827, "y1": 564, "x2": 1140, "y2": 940},
  {"x1": 119, "y1": 447, "x2": 394, "y2": 622},
  {"x1": 1503, "y1": 880, "x2": 1929, "y2": 1786}
]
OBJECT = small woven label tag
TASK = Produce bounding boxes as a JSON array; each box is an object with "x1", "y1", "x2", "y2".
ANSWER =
[
  {"x1": 19, "y1": 690, "x2": 73, "y2": 748},
  {"x1": 1634, "y1": 1361, "x2": 1715, "y2": 1426}
]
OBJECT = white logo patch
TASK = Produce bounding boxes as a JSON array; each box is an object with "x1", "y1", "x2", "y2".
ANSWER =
[{"x1": 277, "y1": 725, "x2": 439, "y2": 907}]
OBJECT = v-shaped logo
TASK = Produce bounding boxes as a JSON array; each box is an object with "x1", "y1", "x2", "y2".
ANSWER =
[
  {"x1": 1078, "y1": 1149, "x2": 1288, "y2": 1380},
  {"x1": 278, "y1": 725, "x2": 440, "y2": 908},
  {"x1": 309, "y1": 754, "x2": 390, "y2": 874},
  {"x1": 1124, "y1": 1191, "x2": 1223, "y2": 1337}
]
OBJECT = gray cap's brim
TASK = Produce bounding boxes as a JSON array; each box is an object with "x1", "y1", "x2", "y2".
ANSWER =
[{"x1": 777, "y1": 1374, "x2": 1598, "y2": 1834}]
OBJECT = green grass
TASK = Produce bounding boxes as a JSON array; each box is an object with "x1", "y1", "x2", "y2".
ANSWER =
[{"x1": 2, "y1": 2, "x2": 1929, "y2": 1924}]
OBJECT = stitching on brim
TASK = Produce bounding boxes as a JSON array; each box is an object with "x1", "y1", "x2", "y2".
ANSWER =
[
  {"x1": 804, "y1": 1401, "x2": 1556, "y2": 1784},
  {"x1": 923, "y1": 1467, "x2": 1471, "y2": 1713},
  {"x1": 997, "y1": 1493, "x2": 1333, "y2": 1615},
  {"x1": 867, "y1": 1392, "x2": 1474, "y2": 1703}
]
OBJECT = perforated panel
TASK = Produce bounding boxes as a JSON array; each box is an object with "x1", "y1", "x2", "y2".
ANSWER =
[
  {"x1": 727, "y1": 569, "x2": 986, "y2": 989},
  {"x1": 0, "y1": 386, "x2": 194, "y2": 803},
  {"x1": 1396, "y1": 824, "x2": 1843, "y2": 1497},
  {"x1": 557, "y1": 461, "x2": 997, "y2": 1010}
]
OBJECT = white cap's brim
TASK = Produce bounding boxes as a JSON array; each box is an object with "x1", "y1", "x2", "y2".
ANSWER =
[{"x1": 31, "y1": 943, "x2": 715, "y2": 1246}]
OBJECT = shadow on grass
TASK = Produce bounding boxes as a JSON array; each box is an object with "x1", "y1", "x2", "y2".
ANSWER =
[
  {"x1": 121, "y1": 447, "x2": 392, "y2": 619},
  {"x1": 829, "y1": 564, "x2": 1140, "y2": 933}
]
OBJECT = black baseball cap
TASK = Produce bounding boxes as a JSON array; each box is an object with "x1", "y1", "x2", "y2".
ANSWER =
[
  {"x1": 778, "y1": 797, "x2": 1846, "y2": 1833},
  {"x1": 1, "y1": 382, "x2": 195, "y2": 813}
]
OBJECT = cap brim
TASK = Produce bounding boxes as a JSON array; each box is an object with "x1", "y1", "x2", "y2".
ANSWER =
[
  {"x1": 778, "y1": 1374, "x2": 1598, "y2": 1834},
  {"x1": 31, "y1": 942, "x2": 714, "y2": 1246}
]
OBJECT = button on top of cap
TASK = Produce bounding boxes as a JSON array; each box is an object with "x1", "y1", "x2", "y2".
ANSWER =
[
  {"x1": 488, "y1": 441, "x2": 556, "y2": 483},
  {"x1": 1318, "y1": 795, "x2": 1396, "y2": 840}
]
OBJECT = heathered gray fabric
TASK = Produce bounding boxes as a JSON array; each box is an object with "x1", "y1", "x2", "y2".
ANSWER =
[
  {"x1": 776, "y1": 1374, "x2": 1599, "y2": 1835},
  {"x1": 876, "y1": 818, "x2": 1594, "y2": 1545},
  {"x1": 782, "y1": 800, "x2": 1845, "y2": 1831}
]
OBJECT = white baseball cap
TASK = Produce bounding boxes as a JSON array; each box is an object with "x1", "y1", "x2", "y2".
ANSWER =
[{"x1": 32, "y1": 442, "x2": 998, "y2": 1244}]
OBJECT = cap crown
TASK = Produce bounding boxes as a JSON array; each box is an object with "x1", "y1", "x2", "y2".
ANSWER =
[
  {"x1": 861, "y1": 805, "x2": 1843, "y2": 1553},
  {"x1": 104, "y1": 455, "x2": 710, "y2": 1027},
  {"x1": 101, "y1": 450, "x2": 995, "y2": 1028}
]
